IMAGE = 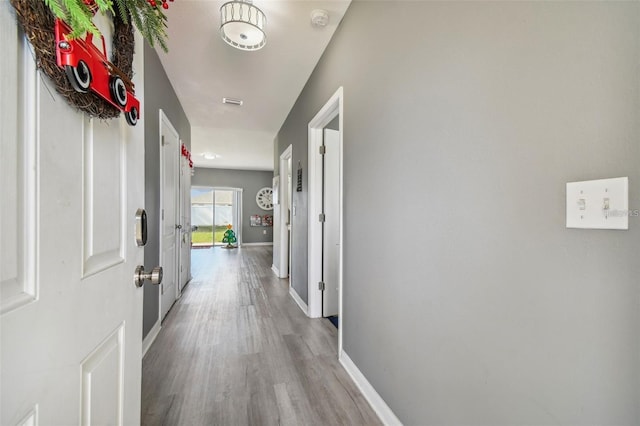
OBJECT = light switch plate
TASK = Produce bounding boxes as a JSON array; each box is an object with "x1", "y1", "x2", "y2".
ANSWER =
[{"x1": 566, "y1": 177, "x2": 629, "y2": 230}]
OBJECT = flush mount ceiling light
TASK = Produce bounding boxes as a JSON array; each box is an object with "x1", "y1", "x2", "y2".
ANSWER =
[
  {"x1": 220, "y1": 0, "x2": 266, "y2": 51},
  {"x1": 202, "y1": 153, "x2": 220, "y2": 160}
]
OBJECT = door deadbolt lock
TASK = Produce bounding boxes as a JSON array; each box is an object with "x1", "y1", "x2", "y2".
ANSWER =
[
  {"x1": 134, "y1": 265, "x2": 163, "y2": 288},
  {"x1": 135, "y1": 208, "x2": 148, "y2": 247}
]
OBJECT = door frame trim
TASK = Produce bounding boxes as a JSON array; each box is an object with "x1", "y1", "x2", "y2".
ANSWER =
[{"x1": 307, "y1": 87, "x2": 343, "y2": 354}]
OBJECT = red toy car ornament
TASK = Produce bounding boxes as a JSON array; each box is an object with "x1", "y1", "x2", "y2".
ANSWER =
[{"x1": 55, "y1": 18, "x2": 141, "y2": 126}]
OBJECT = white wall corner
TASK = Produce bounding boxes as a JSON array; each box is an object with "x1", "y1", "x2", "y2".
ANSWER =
[
  {"x1": 339, "y1": 350, "x2": 403, "y2": 426},
  {"x1": 142, "y1": 320, "x2": 161, "y2": 358},
  {"x1": 289, "y1": 286, "x2": 309, "y2": 316}
]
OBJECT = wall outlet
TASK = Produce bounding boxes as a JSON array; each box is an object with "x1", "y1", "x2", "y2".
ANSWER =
[{"x1": 263, "y1": 229, "x2": 267, "y2": 235}]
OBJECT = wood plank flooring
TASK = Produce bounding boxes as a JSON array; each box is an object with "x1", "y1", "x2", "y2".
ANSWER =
[{"x1": 141, "y1": 246, "x2": 381, "y2": 426}]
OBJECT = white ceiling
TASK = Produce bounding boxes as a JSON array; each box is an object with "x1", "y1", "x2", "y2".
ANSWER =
[{"x1": 158, "y1": 0, "x2": 351, "y2": 171}]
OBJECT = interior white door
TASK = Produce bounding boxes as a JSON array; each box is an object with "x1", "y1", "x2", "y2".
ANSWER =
[
  {"x1": 178, "y1": 156, "x2": 191, "y2": 291},
  {"x1": 288, "y1": 158, "x2": 293, "y2": 278},
  {"x1": 322, "y1": 129, "x2": 340, "y2": 317},
  {"x1": 159, "y1": 112, "x2": 179, "y2": 320},
  {"x1": 0, "y1": 8, "x2": 145, "y2": 425}
]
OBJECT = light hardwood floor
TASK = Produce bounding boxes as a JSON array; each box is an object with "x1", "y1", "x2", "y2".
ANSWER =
[{"x1": 141, "y1": 246, "x2": 382, "y2": 426}]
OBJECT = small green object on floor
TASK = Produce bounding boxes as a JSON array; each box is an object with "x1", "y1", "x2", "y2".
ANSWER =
[{"x1": 221, "y1": 224, "x2": 237, "y2": 249}]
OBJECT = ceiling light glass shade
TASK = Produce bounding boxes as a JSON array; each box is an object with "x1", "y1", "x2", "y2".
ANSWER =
[{"x1": 220, "y1": 0, "x2": 266, "y2": 51}]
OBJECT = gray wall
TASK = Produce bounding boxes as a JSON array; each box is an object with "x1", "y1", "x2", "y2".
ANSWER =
[
  {"x1": 326, "y1": 115, "x2": 339, "y2": 131},
  {"x1": 143, "y1": 43, "x2": 191, "y2": 339},
  {"x1": 192, "y1": 168, "x2": 274, "y2": 244},
  {"x1": 275, "y1": 2, "x2": 640, "y2": 424}
]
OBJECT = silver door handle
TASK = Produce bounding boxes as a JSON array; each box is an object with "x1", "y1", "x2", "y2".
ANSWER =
[{"x1": 134, "y1": 265, "x2": 163, "y2": 288}]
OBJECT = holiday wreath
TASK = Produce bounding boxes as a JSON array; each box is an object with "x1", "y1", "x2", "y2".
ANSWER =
[{"x1": 10, "y1": 0, "x2": 170, "y2": 121}]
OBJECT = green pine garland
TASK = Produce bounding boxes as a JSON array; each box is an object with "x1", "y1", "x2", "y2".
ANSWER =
[{"x1": 43, "y1": 0, "x2": 168, "y2": 51}]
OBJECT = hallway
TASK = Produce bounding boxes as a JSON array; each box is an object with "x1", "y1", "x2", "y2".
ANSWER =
[{"x1": 141, "y1": 246, "x2": 381, "y2": 425}]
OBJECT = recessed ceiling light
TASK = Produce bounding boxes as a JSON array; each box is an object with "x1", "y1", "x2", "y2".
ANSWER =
[
  {"x1": 202, "y1": 153, "x2": 220, "y2": 160},
  {"x1": 222, "y1": 97, "x2": 243, "y2": 106}
]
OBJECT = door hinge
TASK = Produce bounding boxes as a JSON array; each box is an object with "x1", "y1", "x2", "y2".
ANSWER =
[
  {"x1": 318, "y1": 281, "x2": 325, "y2": 291},
  {"x1": 319, "y1": 213, "x2": 325, "y2": 222},
  {"x1": 162, "y1": 209, "x2": 165, "y2": 220},
  {"x1": 161, "y1": 135, "x2": 166, "y2": 146},
  {"x1": 319, "y1": 145, "x2": 326, "y2": 155}
]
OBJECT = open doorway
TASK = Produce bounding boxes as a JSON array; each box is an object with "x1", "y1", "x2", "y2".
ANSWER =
[
  {"x1": 322, "y1": 126, "x2": 340, "y2": 327},
  {"x1": 308, "y1": 87, "x2": 344, "y2": 354}
]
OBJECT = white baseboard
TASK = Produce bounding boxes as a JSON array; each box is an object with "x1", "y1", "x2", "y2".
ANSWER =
[
  {"x1": 142, "y1": 320, "x2": 161, "y2": 358},
  {"x1": 271, "y1": 264, "x2": 280, "y2": 276},
  {"x1": 339, "y1": 350, "x2": 402, "y2": 426},
  {"x1": 289, "y1": 286, "x2": 309, "y2": 316},
  {"x1": 242, "y1": 242, "x2": 273, "y2": 246}
]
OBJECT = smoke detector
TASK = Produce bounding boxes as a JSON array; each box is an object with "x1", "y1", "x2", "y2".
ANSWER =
[{"x1": 310, "y1": 9, "x2": 329, "y2": 28}]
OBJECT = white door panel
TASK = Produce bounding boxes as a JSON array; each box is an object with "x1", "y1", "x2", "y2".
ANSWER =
[
  {"x1": 160, "y1": 114, "x2": 180, "y2": 320},
  {"x1": 1, "y1": 6, "x2": 144, "y2": 425},
  {"x1": 82, "y1": 116, "x2": 126, "y2": 276},
  {"x1": 179, "y1": 156, "x2": 191, "y2": 290},
  {"x1": 322, "y1": 129, "x2": 340, "y2": 317},
  {"x1": 0, "y1": 9, "x2": 37, "y2": 315}
]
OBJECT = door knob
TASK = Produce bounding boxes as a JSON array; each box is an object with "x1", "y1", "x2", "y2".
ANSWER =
[{"x1": 134, "y1": 265, "x2": 163, "y2": 288}]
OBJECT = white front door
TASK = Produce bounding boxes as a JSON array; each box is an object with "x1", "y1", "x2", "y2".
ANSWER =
[
  {"x1": 322, "y1": 129, "x2": 340, "y2": 317},
  {"x1": 0, "y1": 7, "x2": 145, "y2": 425},
  {"x1": 159, "y1": 111, "x2": 179, "y2": 320}
]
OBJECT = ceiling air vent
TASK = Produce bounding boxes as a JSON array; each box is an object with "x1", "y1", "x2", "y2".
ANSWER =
[{"x1": 222, "y1": 97, "x2": 243, "y2": 106}]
